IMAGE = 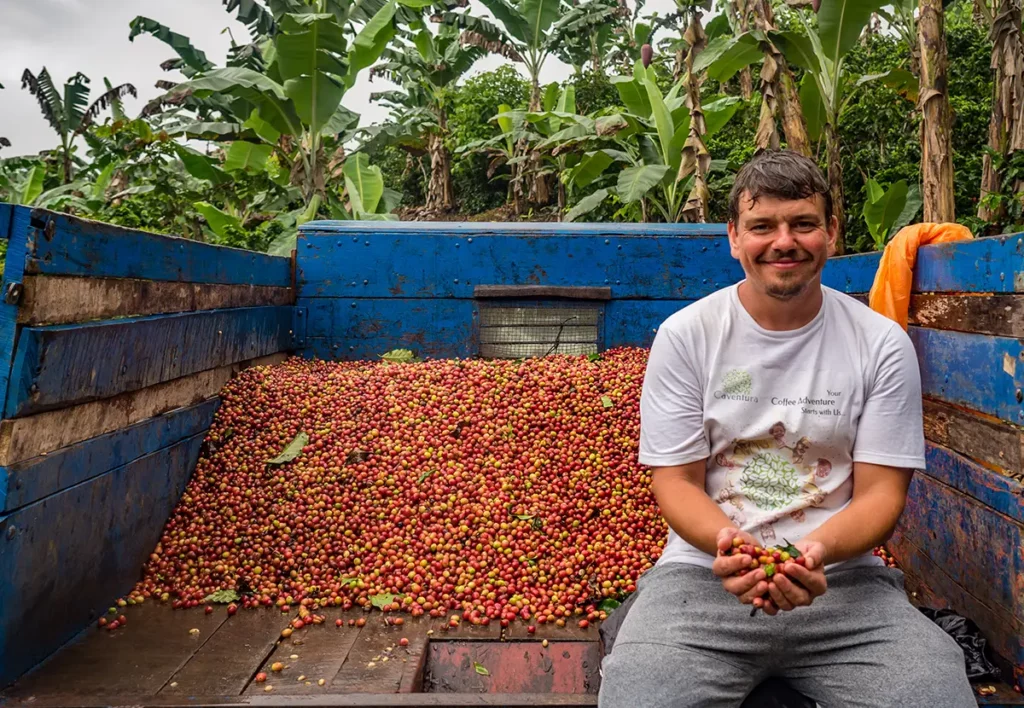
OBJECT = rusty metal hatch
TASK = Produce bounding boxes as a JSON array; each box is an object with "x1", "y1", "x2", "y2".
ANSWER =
[{"x1": 474, "y1": 286, "x2": 610, "y2": 359}]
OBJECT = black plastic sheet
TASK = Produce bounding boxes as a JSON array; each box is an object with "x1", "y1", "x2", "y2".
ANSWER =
[{"x1": 918, "y1": 607, "x2": 1001, "y2": 681}]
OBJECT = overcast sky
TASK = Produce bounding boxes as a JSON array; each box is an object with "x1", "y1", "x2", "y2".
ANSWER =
[{"x1": 0, "y1": 0, "x2": 685, "y2": 157}]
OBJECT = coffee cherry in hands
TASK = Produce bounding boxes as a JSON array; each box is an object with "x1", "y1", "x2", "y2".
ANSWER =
[{"x1": 718, "y1": 536, "x2": 805, "y2": 616}]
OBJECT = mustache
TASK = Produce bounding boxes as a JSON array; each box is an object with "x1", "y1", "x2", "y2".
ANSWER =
[{"x1": 757, "y1": 251, "x2": 812, "y2": 264}]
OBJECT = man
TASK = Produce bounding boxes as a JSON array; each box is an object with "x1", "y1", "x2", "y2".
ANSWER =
[{"x1": 598, "y1": 151, "x2": 974, "y2": 707}]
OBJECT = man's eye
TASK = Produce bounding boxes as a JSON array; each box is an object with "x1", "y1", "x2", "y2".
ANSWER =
[
  {"x1": 751, "y1": 224, "x2": 771, "y2": 232},
  {"x1": 795, "y1": 221, "x2": 817, "y2": 230}
]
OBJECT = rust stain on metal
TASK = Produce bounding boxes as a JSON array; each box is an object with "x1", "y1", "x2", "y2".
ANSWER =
[{"x1": 389, "y1": 274, "x2": 408, "y2": 296}]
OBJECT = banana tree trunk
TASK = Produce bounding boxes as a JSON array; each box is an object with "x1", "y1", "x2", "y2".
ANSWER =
[
  {"x1": 979, "y1": 0, "x2": 1024, "y2": 223},
  {"x1": 751, "y1": 0, "x2": 811, "y2": 156},
  {"x1": 730, "y1": 0, "x2": 754, "y2": 100},
  {"x1": 525, "y1": 76, "x2": 550, "y2": 208},
  {"x1": 919, "y1": 0, "x2": 956, "y2": 223},
  {"x1": 825, "y1": 122, "x2": 846, "y2": 255},
  {"x1": 426, "y1": 134, "x2": 454, "y2": 213},
  {"x1": 679, "y1": 8, "x2": 710, "y2": 222}
]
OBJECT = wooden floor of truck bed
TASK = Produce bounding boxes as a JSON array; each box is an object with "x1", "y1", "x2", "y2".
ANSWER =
[
  {"x1": 3, "y1": 604, "x2": 1023, "y2": 708},
  {"x1": 0, "y1": 604, "x2": 603, "y2": 707}
]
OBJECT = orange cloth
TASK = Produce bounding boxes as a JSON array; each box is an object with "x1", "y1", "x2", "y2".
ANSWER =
[{"x1": 867, "y1": 223, "x2": 974, "y2": 330}]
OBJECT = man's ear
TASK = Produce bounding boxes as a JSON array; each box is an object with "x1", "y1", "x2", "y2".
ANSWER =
[
  {"x1": 825, "y1": 214, "x2": 840, "y2": 257},
  {"x1": 727, "y1": 219, "x2": 741, "y2": 259}
]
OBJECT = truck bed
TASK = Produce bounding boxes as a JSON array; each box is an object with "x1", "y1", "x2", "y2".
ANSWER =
[
  {"x1": 0, "y1": 604, "x2": 602, "y2": 707},
  {"x1": 4, "y1": 603, "x2": 1023, "y2": 708}
]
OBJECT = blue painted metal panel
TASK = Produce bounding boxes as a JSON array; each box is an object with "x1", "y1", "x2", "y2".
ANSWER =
[
  {"x1": 5, "y1": 306, "x2": 296, "y2": 418},
  {"x1": 1, "y1": 399, "x2": 218, "y2": 512},
  {"x1": 302, "y1": 220, "x2": 729, "y2": 236},
  {"x1": 0, "y1": 203, "x2": 12, "y2": 240},
  {"x1": 25, "y1": 208, "x2": 292, "y2": 286},
  {"x1": 0, "y1": 207, "x2": 33, "y2": 418},
  {"x1": 899, "y1": 471, "x2": 1024, "y2": 623},
  {"x1": 297, "y1": 231, "x2": 741, "y2": 300},
  {"x1": 302, "y1": 299, "x2": 475, "y2": 360},
  {"x1": 910, "y1": 327, "x2": 1024, "y2": 425},
  {"x1": 605, "y1": 300, "x2": 695, "y2": 350},
  {"x1": 821, "y1": 251, "x2": 880, "y2": 294},
  {"x1": 0, "y1": 432, "x2": 204, "y2": 687},
  {"x1": 912, "y1": 232, "x2": 1024, "y2": 293},
  {"x1": 924, "y1": 443, "x2": 1024, "y2": 525}
]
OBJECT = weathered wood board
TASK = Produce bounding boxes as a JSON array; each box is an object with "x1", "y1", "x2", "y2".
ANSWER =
[
  {"x1": 0, "y1": 352, "x2": 286, "y2": 466},
  {"x1": 20, "y1": 208, "x2": 292, "y2": 286},
  {"x1": 892, "y1": 532, "x2": 1024, "y2": 677},
  {"x1": 3, "y1": 603, "x2": 228, "y2": 699},
  {"x1": 19, "y1": 275, "x2": 293, "y2": 326},
  {"x1": 911, "y1": 327, "x2": 1024, "y2": 425},
  {"x1": 1, "y1": 398, "x2": 218, "y2": 512},
  {"x1": 923, "y1": 444, "x2": 1024, "y2": 524},
  {"x1": 897, "y1": 471, "x2": 1024, "y2": 624},
  {"x1": 5, "y1": 306, "x2": 296, "y2": 417},
  {"x1": 0, "y1": 433, "x2": 205, "y2": 686},
  {"x1": 923, "y1": 398, "x2": 1024, "y2": 479},
  {"x1": 161, "y1": 606, "x2": 296, "y2": 696},
  {"x1": 911, "y1": 294, "x2": 1024, "y2": 338}
]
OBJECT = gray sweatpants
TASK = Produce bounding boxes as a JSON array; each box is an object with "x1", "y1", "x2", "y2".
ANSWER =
[{"x1": 599, "y1": 562, "x2": 976, "y2": 708}]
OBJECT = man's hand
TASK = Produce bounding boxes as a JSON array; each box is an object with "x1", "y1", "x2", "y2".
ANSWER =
[
  {"x1": 712, "y1": 527, "x2": 777, "y2": 612},
  {"x1": 765, "y1": 539, "x2": 828, "y2": 614}
]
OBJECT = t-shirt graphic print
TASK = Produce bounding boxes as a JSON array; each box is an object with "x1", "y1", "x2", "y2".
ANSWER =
[{"x1": 638, "y1": 283, "x2": 926, "y2": 571}]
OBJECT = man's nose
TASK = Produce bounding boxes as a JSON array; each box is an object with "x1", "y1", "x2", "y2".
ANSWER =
[{"x1": 771, "y1": 225, "x2": 798, "y2": 249}]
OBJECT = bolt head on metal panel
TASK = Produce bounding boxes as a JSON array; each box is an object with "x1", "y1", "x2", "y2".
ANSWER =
[{"x1": 4, "y1": 282, "x2": 23, "y2": 305}]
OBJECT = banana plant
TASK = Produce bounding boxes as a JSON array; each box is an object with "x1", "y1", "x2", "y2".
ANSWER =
[
  {"x1": 369, "y1": 21, "x2": 486, "y2": 211},
  {"x1": 509, "y1": 84, "x2": 585, "y2": 212},
  {"x1": 20, "y1": 69, "x2": 136, "y2": 183},
  {"x1": 699, "y1": 0, "x2": 917, "y2": 249},
  {"x1": 553, "y1": 60, "x2": 740, "y2": 222},
  {"x1": 140, "y1": 0, "x2": 405, "y2": 211},
  {"x1": 455, "y1": 103, "x2": 528, "y2": 213},
  {"x1": 861, "y1": 178, "x2": 922, "y2": 251},
  {"x1": 549, "y1": 0, "x2": 624, "y2": 75}
]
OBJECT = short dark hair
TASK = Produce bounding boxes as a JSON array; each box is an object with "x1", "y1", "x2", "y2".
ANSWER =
[{"x1": 727, "y1": 150, "x2": 832, "y2": 224}]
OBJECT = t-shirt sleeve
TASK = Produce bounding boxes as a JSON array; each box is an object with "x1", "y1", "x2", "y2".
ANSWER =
[
  {"x1": 638, "y1": 323, "x2": 710, "y2": 467},
  {"x1": 852, "y1": 325, "x2": 926, "y2": 469}
]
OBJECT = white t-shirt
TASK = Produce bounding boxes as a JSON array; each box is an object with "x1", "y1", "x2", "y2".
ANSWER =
[{"x1": 639, "y1": 283, "x2": 926, "y2": 571}]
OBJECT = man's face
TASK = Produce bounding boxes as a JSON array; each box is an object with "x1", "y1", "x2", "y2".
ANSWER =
[{"x1": 727, "y1": 191, "x2": 838, "y2": 301}]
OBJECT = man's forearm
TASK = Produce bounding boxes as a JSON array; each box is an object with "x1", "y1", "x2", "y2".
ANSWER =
[
  {"x1": 801, "y1": 484, "x2": 907, "y2": 565},
  {"x1": 653, "y1": 471, "x2": 735, "y2": 557}
]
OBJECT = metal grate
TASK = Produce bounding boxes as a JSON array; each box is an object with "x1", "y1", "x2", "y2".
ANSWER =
[{"x1": 477, "y1": 305, "x2": 601, "y2": 359}]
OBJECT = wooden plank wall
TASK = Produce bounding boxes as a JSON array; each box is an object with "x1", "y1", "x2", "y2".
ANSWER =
[
  {"x1": 0, "y1": 206, "x2": 299, "y2": 687},
  {"x1": 822, "y1": 233, "x2": 1024, "y2": 686}
]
